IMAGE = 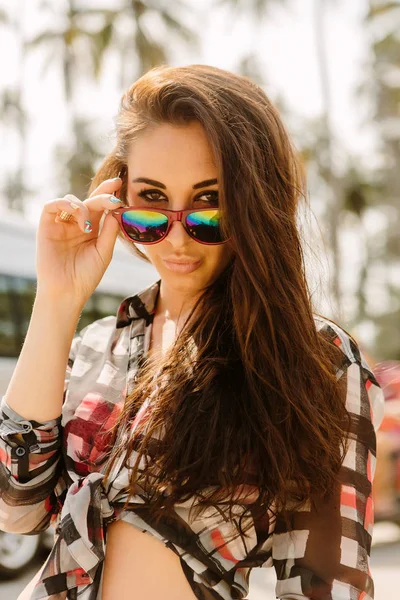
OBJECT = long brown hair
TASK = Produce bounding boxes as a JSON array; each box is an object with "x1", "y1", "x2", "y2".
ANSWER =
[{"x1": 89, "y1": 65, "x2": 349, "y2": 534}]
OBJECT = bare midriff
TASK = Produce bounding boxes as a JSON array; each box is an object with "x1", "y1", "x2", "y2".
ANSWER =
[{"x1": 101, "y1": 519, "x2": 198, "y2": 600}]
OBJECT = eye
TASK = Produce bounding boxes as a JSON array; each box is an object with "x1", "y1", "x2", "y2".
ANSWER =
[
  {"x1": 138, "y1": 189, "x2": 167, "y2": 202},
  {"x1": 195, "y1": 190, "x2": 219, "y2": 205}
]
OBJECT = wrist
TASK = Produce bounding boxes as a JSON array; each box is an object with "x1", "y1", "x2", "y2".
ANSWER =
[{"x1": 34, "y1": 289, "x2": 85, "y2": 317}]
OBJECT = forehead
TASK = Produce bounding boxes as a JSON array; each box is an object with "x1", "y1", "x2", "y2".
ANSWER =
[{"x1": 127, "y1": 122, "x2": 218, "y2": 182}]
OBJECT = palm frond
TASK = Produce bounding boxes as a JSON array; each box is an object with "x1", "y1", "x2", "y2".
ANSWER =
[
  {"x1": 0, "y1": 89, "x2": 27, "y2": 126},
  {"x1": 0, "y1": 8, "x2": 9, "y2": 23},
  {"x1": 90, "y1": 23, "x2": 114, "y2": 80},
  {"x1": 218, "y1": 0, "x2": 285, "y2": 16},
  {"x1": 367, "y1": 2, "x2": 400, "y2": 19},
  {"x1": 135, "y1": 25, "x2": 167, "y2": 72},
  {"x1": 2, "y1": 170, "x2": 33, "y2": 213},
  {"x1": 132, "y1": 1, "x2": 147, "y2": 19},
  {"x1": 373, "y1": 32, "x2": 400, "y2": 62},
  {"x1": 70, "y1": 7, "x2": 117, "y2": 19},
  {"x1": 63, "y1": 26, "x2": 85, "y2": 47},
  {"x1": 54, "y1": 117, "x2": 105, "y2": 197},
  {"x1": 25, "y1": 31, "x2": 61, "y2": 49},
  {"x1": 158, "y1": 10, "x2": 197, "y2": 44},
  {"x1": 237, "y1": 53, "x2": 265, "y2": 85}
]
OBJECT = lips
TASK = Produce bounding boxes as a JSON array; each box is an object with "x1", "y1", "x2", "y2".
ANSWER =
[
  {"x1": 162, "y1": 257, "x2": 202, "y2": 274},
  {"x1": 163, "y1": 256, "x2": 200, "y2": 263}
]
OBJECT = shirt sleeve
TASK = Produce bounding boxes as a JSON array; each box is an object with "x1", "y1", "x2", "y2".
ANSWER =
[
  {"x1": 0, "y1": 332, "x2": 83, "y2": 535},
  {"x1": 271, "y1": 356, "x2": 385, "y2": 600}
]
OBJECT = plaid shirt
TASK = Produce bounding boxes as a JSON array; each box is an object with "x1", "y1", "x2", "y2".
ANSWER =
[{"x1": 0, "y1": 280, "x2": 384, "y2": 600}]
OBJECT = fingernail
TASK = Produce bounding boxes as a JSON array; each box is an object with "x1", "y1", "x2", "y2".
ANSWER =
[
  {"x1": 104, "y1": 209, "x2": 109, "y2": 215},
  {"x1": 109, "y1": 195, "x2": 121, "y2": 204},
  {"x1": 84, "y1": 220, "x2": 92, "y2": 233},
  {"x1": 70, "y1": 202, "x2": 79, "y2": 210},
  {"x1": 110, "y1": 177, "x2": 121, "y2": 182}
]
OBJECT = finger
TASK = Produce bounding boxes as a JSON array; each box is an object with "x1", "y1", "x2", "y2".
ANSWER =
[
  {"x1": 95, "y1": 210, "x2": 121, "y2": 267},
  {"x1": 88, "y1": 177, "x2": 122, "y2": 199},
  {"x1": 44, "y1": 193, "x2": 124, "y2": 235},
  {"x1": 78, "y1": 192, "x2": 124, "y2": 234},
  {"x1": 82, "y1": 193, "x2": 123, "y2": 221},
  {"x1": 44, "y1": 196, "x2": 93, "y2": 234},
  {"x1": 62, "y1": 194, "x2": 94, "y2": 234}
]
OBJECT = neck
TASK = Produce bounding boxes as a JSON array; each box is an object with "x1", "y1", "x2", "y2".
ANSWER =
[{"x1": 155, "y1": 280, "x2": 201, "y2": 323}]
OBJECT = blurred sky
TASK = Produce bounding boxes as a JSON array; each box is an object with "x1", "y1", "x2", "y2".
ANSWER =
[{"x1": 0, "y1": 0, "x2": 378, "y2": 223}]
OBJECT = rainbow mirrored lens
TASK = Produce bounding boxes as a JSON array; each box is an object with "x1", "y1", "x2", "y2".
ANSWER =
[
  {"x1": 185, "y1": 210, "x2": 223, "y2": 243},
  {"x1": 121, "y1": 210, "x2": 168, "y2": 242}
]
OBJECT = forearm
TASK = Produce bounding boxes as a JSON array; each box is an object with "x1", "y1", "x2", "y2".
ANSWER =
[
  {"x1": 3, "y1": 293, "x2": 83, "y2": 422},
  {"x1": 0, "y1": 461, "x2": 65, "y2": 534}
]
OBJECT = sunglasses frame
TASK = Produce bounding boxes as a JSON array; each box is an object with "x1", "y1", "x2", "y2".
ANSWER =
[
  {"x1": 111, "y1": 206, "x2": 230, "y2": 246},
  {"x1": 112, "y1": 166, "x2": 229, "y2": 246}
]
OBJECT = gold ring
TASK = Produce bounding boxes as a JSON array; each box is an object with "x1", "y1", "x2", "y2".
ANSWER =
[{"x1": 59, "y1": 211, "x2": 74, "y2": 222}]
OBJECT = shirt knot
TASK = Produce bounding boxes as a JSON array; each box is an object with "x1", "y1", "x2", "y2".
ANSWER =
[{"x1": 31, "y1": 472, "x2": 117, "y2": 599}]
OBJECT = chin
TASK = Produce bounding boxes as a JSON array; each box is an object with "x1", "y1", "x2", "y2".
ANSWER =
[
  {"x1": 165, "y1": 269, "x2": 208, "y2": 286},
  {"x1": 159, "y1": 266, "x2": 213, "y2": 292}
]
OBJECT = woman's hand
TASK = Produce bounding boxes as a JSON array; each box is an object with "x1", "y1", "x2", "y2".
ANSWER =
[{"x1": 35, "y1": 177, "x2": 124, "y2": 307}]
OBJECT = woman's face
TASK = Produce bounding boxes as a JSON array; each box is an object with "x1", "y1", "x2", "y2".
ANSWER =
[{"x1": 125, "y1": 122, "x2": 233, "y2": 295}]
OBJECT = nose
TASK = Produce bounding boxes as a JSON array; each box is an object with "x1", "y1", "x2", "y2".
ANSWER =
[{"x1": 164, "y1": 220, "x2": 192, "y2": 247}]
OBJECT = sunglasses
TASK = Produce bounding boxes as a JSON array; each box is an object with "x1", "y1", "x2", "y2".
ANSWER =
[{"x1": 111, "y1": 168, "x2": 229, "y2": 246}]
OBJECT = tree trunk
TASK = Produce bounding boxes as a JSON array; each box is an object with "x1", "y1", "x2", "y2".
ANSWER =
[{"x1": 313, "y1": 0, "x2": 343, "y2": 321}]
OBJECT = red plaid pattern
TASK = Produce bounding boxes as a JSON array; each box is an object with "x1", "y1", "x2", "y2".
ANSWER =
[{"x1": 0, "y1": 280, "x2": 385, "y2": 599}]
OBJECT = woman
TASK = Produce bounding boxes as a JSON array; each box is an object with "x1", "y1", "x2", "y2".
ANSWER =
[{"x1": 0, "y1": 65, "x2": 384, "y2": 600}]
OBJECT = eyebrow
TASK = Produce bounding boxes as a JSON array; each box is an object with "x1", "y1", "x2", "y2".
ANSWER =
[{"x1": 132, "y1": 177, "x2": 218, "y2": 190}]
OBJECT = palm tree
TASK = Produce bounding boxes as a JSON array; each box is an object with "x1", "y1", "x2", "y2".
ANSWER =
[
  {"x1": 28, "y1": 0, "x2": 99, "y2": 106},
  {"x1": 223, "y1": 0, "x2": 344, "y2": 317},
  {"x1": 26, "y1": 0, "x2": 106, "y2": 197},
  {"x1": 27, "y1": 0, "x2": 198, "y2": 198},
  {"x1": 0, "y1": 1, "x2": 31, "y2": 212},
  {"x1": 0, "y1": 88, "x2": 30, "y2": 212},
  {"x1": 312, "y1": 0, "x2": 345, "y2": 319},
  {"x1": 363, "y1": 1, "x2": 400, "y2": 358},
  {"x1": 77, "y1": 1, "x2": 197, "y2": 89}
]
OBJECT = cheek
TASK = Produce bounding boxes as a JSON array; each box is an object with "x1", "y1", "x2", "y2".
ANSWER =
[
  {"x1": 205, "y1": 246, "x2": 233, "y2": 273},
  {"x1": 133, "y1": 243, "x2": 162, "y2": 264}
]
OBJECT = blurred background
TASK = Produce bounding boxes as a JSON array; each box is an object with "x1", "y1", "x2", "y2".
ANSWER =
[{"x1": 0, "y1": 0, "x2": 399, "y2": 597}]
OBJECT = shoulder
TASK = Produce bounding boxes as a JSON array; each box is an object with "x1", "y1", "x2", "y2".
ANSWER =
[
  {"x1": 314, "y1": 314, "x2": 385, "y2": 431},
  {"x1": 313, "y1": 314, "x2": 373, "y2": 376}
]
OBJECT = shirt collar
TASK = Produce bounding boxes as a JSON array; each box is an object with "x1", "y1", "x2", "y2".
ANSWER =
[{"x1": 116, "y1": 279, "x2": 161, "y2": 328}]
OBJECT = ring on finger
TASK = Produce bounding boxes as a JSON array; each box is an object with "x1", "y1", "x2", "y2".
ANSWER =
[{"x1": 59, "y1": 211, "x2": 74, "y2": 222}]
